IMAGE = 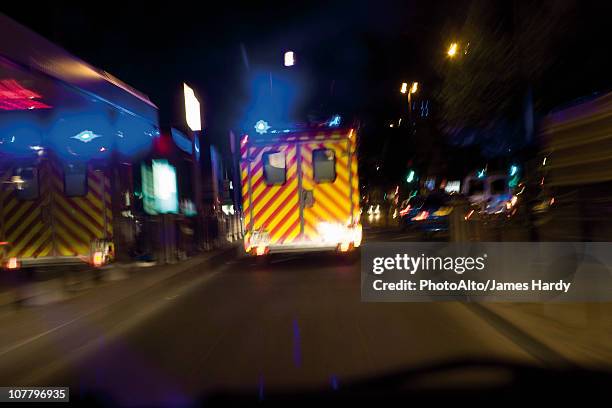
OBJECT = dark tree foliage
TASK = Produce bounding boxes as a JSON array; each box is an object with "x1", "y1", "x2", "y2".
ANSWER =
[{"x1": 436, "y1": 0, "x2": 575, "y2": 148}]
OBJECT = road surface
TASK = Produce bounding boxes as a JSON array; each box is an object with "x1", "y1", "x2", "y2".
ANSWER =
[{"x1": 0, "y1": 228, "x2": 566, "y2": 405}]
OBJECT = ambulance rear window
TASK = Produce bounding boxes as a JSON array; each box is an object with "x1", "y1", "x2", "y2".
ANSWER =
[
  {"x1": 64, "y1": 162, "x2": 88, "y2": 197},
  {"x1": 313, "y1": 149, "x2": 336, "y2": 183},
  {"x1": 263, "y1": 151, "x2": 286, "y2": 185}
]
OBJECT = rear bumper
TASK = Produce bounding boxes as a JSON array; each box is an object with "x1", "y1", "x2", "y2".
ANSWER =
[
  {"x1": 267, "y1": 243, "x2": 341, "y2": 254},
  {"x1": 245, "y1": 224, "x2": 362, "y2": 255},
  {"x1": 246, "y1": 239, "x2": 359, "y2": 255},
  {"x1": 2, "y1": 256, "x2": 93, "y2": 271}
]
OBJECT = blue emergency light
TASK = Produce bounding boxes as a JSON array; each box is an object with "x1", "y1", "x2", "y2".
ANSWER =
[{"x1": 254, "y1": 120, "x2": 270, "y2": 134}]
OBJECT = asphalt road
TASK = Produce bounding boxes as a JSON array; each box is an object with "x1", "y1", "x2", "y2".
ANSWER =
[{"x1": 0, "y1": 228, "x2": 556, "y2": 405}]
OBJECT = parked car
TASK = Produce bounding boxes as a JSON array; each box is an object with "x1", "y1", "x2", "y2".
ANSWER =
[
  {"x1": 462, "y1": 174, "x2": 515, "y2": 216},
  {"x1": 398, "y1": 191, "x2": 453, "y2": 236}
]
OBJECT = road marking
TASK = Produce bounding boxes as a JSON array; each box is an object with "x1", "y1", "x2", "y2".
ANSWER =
[
  {"x1": 0, "y1": 316, "x2": 85, "y2": 358},
  {"x1": 0, "y1": 270, "x2": 222, "y2": 359}
]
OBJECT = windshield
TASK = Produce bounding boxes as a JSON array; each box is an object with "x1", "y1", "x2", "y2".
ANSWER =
[{"x1": 468, "y1": 179, "x2": 485, "y2": 195}]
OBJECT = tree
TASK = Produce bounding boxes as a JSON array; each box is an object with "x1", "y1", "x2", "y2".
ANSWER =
[{"x1": 436, "y1": 0, "x2": 576, "y2": 152}]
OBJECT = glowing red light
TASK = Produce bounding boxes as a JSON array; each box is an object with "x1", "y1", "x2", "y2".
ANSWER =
[
  {"x1": 153, "y1": 133, "x2": 172, "y2": 155},
  {"x1": 412, "y1": 211, "x2": 429, "y2": 221},
  {"x1": 6, "y1": 257, "x2": 19, "y2": 270},
  {"x1": 399, "y1": 205, "x2": 411, "y2": 216},
  {"x1": 92, "y1": 251, "x2": 104, "y2": 267},
  {"x1": 0, "y1": 79, "x2": 52, "y2": 110},
  {"x1": 465, "y1": 209, "x2": 475, "y2": 220}
]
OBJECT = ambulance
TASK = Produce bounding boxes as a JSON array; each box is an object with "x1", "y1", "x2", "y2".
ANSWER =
[
  {"x1": 0, "y1": 14, "x2": 158, "y2": 271},
  {"x1": 240, "y1": 127, "x2": 362, "y2": 255}
]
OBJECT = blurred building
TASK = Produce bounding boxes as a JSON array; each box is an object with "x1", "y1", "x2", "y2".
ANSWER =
[{"x1": 537, "y1": 91, "x2": 612, "y2": 241}]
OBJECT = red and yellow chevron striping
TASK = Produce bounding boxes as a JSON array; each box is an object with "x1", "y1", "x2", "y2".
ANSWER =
[
  {"x1": 0, "y1": 159, "x2": 112, "y2": 260},
  {"x1": 300, "y1": 141, "x2": 352, "y2": 241},
  {"x1": 248, "y1": 144, "x2": 300, "y2": 244}
]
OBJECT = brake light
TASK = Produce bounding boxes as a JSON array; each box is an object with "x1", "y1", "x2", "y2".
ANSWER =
[
  {"x1": 399, "y1": 205, "x2": 411, "y2": 216},
  {"x1": 92, "y1": 251, "x2": 104, "y2": 267},
  {"x1": 412, "y1": 211, "x2": 429, "y2": 221},
  {"x1": 339, "y1": 242, "x2": 351, "y2": 252},
  {"x1": 6, "y1": 257, "x2": 19, "y2": 270}
]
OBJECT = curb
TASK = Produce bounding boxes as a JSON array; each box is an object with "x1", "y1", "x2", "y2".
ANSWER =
[{"x1": 0, "y1": 245, "x2": 240, "y2": 308}]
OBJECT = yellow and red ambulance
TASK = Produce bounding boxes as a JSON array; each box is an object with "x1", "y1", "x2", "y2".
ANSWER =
[
  {"x1": 240, "y1": 127, "x2": 362, "y2": 255},
  {"x1": 0, "y1": 14, "x2": 158, "y2": 271}
]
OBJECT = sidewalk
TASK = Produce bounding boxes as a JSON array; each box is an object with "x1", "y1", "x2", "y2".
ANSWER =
[
  {"x1": 483, "y1": 303, "x2": 612, "y2": 367},
  {"x1": 0, "y1": 244, "x2": 239, "y2": 308}
]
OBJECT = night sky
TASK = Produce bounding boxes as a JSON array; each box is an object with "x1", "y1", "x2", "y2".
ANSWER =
[{"x1": 2, "y1": 1, "x2": 468, "y2": 140}]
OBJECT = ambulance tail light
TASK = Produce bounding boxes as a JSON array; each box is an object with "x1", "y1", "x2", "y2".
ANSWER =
[
  {"x1": 6, "y1": 257, "x2": 20, "y2": 270},
  {"x1": 338, "y1": 242, "x2": 351, "y2": 252},
  {"x1": 248, "y1": 230, "x2": 271, "y2": 256},
  {"x1": 92, "y1": 251, "x2": 104, "y2": 267},
  {"x1": 255, "y1": 245, "x2": 269, "y2": 256}
]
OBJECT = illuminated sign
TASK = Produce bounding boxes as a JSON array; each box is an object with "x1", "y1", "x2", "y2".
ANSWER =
[
  {"x1": 152, "y1": 160, "x2": 179, "y2": 214},
  {"x1": 0, "y1": 79, "x2": 52, "y2": 110},
  {"x1": 183, "y1": 83, "x2": 201, "y2": 131},
  {"x1": 444, "y1": 180, "x2": 461, "y2": 194},
  {"x1": 284, "y1": 51, "x2": 295, "y2": 67},
  {"x1": 141, "y1": 163, "x2": 157, "y2": 215}
]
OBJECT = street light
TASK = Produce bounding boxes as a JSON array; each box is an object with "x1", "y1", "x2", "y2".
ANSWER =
[
  {"x1": 447, "y1": 42, "x2": 458, "y2": 58},
  {"x1": 400, "y1": 81, "x2": 419, "y2": 124},
  {"x1": 284, "y1": 51, "x2": 295, "y2": 67}
]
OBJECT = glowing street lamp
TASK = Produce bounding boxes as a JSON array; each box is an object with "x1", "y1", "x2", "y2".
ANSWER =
[
  {"x1": 400, "y1": 81, "x2": 419, "y2": 123},
  {"x1": 410, "y1": 82, "x2": 418, "y2": 94},
  {"x1": 284, "y1": 51, "x2": 295, "y2": 67},
  {"x1": 447, "y1": 42, "x2": 459, "y2": 58},
  {"x1": 183, "y1": 83, "x2": 201, "y2": 131}
]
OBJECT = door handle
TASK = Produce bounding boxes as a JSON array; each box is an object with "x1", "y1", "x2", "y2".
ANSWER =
[{"x1": 302, "y1": 190, "x2": 314, "y2": 208}]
